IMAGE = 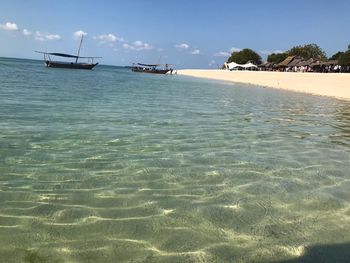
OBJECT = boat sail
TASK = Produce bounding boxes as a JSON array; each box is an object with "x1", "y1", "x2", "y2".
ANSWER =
[{"x1": 36, "y1": 36, "x2": 101, "y2": 70}]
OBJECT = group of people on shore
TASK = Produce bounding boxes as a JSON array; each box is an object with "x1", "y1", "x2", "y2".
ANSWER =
[{"x1": 274, "y1": 64, "x2": 349, "y2": 73}]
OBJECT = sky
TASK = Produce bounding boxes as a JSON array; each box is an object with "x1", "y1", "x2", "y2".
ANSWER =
[{"x1": 1, "y1": 0, "x2": 350, "y2": 68}]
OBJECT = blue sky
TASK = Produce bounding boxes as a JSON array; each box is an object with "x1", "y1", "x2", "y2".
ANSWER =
[{"x1": 1, "y1": 0, "x2": 349, "y2": 68}]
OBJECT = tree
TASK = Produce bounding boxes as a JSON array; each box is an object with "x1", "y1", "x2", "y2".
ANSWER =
[
  {"x1": 329, "y1": 51, "x2": 344, "y2": 61},
  {"x1": 288, "y1": 44, "x2": 327, "y2": 60},
  {"x1": 329, "y1": 45, "x2": 350, "y2": 65},
  {"x1": 227, "y1": 48, "x2": 262, "y2": 65},
  {"x1": 338, "y1": 50, "x2": 350, "y2": 66},
  {"x1": 267, "y1": 52, "x2": 288, "y2": 63}
]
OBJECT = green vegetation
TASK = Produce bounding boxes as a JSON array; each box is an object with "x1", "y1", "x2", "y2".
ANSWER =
[
  {"x1": 329, "y1": 51, "x2": 344, "y2": 61},
  {"x1": 227, "y1": 48, "x2": 262, "y2": 65},
  {"x1": 332, "y1": 45, "x2": 350, "y2": 66},
  {"x1": 267, "y1": 52, "x2": 288, "y2": 63},
  {"x1": 338, "y1": 50, "x2": 350, "y2": 65},
  {"x1": 288, "y1": 44, "x2": 327, "y2": 60},
  {"x1": 267, "y1": 44, "x2": 326, "y2": 63},
  {"x1": 330, "y1": 44, "x2": 350, "y2": 65},
  {"x1": 226, "y1": 43, "x2": 350, "y2": 66}
]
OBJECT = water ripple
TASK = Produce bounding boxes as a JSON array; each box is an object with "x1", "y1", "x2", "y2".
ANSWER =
[{"x1": 1, "y1": 58, "x2": 350, "y2": 262}]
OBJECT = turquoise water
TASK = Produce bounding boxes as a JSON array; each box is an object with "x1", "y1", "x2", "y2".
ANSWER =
[{"x1": 1, "y1": 57, "x2": 350, "y2": 262}]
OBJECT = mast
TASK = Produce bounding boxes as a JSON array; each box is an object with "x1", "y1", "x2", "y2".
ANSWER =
[
  {"x1": 157, "y1": 55, "x2": 162, "y2": 66},
  {"x1": 75, "y1": 35, "x2": 84, "y2": 64}
]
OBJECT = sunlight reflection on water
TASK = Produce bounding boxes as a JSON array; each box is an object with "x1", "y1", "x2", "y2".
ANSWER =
[{"x1": 0, "y1": 58, "x2": 350, "y2": 262}]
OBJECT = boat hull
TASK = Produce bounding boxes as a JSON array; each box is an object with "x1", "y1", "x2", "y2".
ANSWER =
[
  {"x1": 132, "y1": 67, "x2": 169, "y2": 74},
  {"x1": 45, "y1": 61, "x2": 98, "y2": 70}
]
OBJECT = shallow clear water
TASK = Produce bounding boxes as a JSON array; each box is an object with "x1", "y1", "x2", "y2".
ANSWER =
[{"x1": 1, "y1": 57, "x2": 350, "y2": 262}]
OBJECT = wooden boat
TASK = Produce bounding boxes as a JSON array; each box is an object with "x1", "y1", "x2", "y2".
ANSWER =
[
  {"x1": 36, "y1": 36, "x2": 101, "y2": 70},
  {"x1": 131, "y1": 63, "x2": 172, "y2": 74}
]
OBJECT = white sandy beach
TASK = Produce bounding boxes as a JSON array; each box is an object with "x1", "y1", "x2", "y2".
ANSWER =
[{"x1": 178, "y1": 70, "x2": 350, "y2": 100}]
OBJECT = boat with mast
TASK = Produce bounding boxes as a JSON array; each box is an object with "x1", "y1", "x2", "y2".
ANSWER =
[{"x1": 36, "y1": 36, "x2": 101, "y2": 70}]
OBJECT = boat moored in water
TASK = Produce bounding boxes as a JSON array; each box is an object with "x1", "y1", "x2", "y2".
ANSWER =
[
  {"x1": 131, "y1": 63, "x2": 173, "y2": 74},
  {"x1": 35, "y1": 36, "x2": 101, "y2": 70}
]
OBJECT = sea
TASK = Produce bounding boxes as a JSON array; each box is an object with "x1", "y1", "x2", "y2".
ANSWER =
[{"x1": 1, "y1": 57, "x2": 350, "y2": 263}]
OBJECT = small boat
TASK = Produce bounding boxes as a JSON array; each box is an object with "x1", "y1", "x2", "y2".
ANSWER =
[
  {"x1": 131, "y1": 63, "x2": 172, "y2": 74},
  {"x1": 36, "y1": 36, "x2": 101, "y2": 70}
]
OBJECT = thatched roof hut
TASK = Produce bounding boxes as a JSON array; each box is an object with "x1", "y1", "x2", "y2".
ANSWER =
[
  {"x1": 310, "y1": 60, "x2": 322, "y2": 67},
  {"x1": 258, "y1": 57, "x2": 339, "y2": 71},
  {"x1": 258, "y1": 62, "x2": 268, "y2": 68},
  {"x1": 297, "y1": 58, "x2": 314, "y2": 67},
  {"x1": 323, "y1": 60, "x2": 338, "y2": 66},
  {"x1": 288, "y1": 58, "x2": 304, "y2": 67},
  {"x1": 258, "y1": 62, "x2": 275, "y2": 68},
  {"x1": 278, "y1": 56, "x2": 297, "y2": 67}
]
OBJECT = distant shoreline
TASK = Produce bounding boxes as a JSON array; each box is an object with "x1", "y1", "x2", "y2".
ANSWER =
[{"x1": 178, "y1": 70, "x2": 350, "y2": 101}]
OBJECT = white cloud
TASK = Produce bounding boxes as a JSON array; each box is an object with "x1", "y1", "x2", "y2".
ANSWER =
[
  {"x1": 214, "y1": 51, "x2": 231, "y2": 57},
  {"x1": 123, "y1": 40, "x2": 153, "y2": 51},
  {"x1": 35, "y1": 31, "x2": 61, "y2": 41},
  {"x1": 230, "y1": 47, "x2": 241, "y2": 53},
  {"x1": 260, "y1": 50, "x2": 284, "y2": 55},
  {"x1": 73, "y1": 30, "x2": 88, "y2": 39},
  {"x1": 35, "y1": 31, "x2": 44, "y2": 41},
  {"x1": 45, "y1": 34, "x2": 61, "y2": 40},
  {"x1": 214, "y1": 47, "x2": 241, "y2": 57},
  {"x1": 94, "y1": 33, "x2": 123, "y2": 43},
  {"x1": 133, "y1": 40, "x2": 144, "y2": 47},
  {"x1": 133, "y1": 40, "x2": 152, "y2": 50},
  {"x1": 23, "y1": 29, "x2": 32, "y2": 36},
  {"x1": 190, "y1": 49, "x2": 200, "y2": 55},
  {"x1": 123, "y1": 43, "x2": 131, "y2": 49},
  {"x1": 175, "y1": 43, "x2": 190, "y2": 50},
  {"x1": 0, "y1": 22, "x2": 18, "y2": 31}
]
